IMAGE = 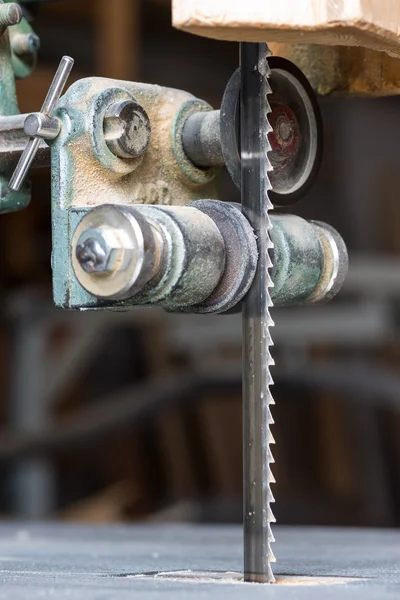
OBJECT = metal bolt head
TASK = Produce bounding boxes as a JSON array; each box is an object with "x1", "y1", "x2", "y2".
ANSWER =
[
  {"x1": 104, "y1": 100, "x2": 151, "y2": 159},
  {"x1": 13, "y1": 33, "x2": 41, "y2": 56},
  {"x1": 26, "y1": 33, "x2": 41, "y2": 53},
  {"x1": 76, "y1": 236, "x2": 107, "y2": 273},
  {"x1": 72, "y1": 206, "x2": 161, "y2": 300},
  {"x1": 75, "y1": 228, "x2": 123, "y2": 275}
]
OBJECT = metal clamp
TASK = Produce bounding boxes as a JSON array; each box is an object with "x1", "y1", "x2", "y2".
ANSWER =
[{"x1": 9, "y1": 55, "x2": 74, "y2": 192}]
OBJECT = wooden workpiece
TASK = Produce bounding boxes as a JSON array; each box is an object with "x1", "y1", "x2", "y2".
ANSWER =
[
  {"x1": 173, "y1": 1, "x2": 400, "y2": 97},
  {"x1": 172, "y1": 0, "x2": 400, "y2": 57}
]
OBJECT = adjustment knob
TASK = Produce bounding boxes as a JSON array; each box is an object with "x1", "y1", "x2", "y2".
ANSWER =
[{"x1": 9, "y1": 55, "x2": 74, "y2": 192}]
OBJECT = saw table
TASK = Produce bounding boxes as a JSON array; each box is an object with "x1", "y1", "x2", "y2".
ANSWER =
[{"x1": 0, "y1": 524, "x2": 399, "y2": 599}]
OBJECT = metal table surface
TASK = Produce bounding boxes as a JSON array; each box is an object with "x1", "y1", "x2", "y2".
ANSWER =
[{"x1": 0, "y1": 523, "x2": 398, "y2": 599}]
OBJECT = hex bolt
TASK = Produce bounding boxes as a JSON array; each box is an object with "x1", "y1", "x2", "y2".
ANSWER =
[
  {"x1": 103, "y1": 100, "x2": 151, "y2": 159},
  {"x1": 0, "y1": 3, "x2": 22, "y2": 29},
  {"x1": 75, "y1": 234, "x2": 109, "y2": 274},
  {"x1": 13, "y1": 33, "x2": 41, "y2": 56},
  {"x1": 75, "y1": 226, "x2": 129, "y2": 276},
  {"x1": 72, "y1": 206, "x2": 163, "y2": 300}
]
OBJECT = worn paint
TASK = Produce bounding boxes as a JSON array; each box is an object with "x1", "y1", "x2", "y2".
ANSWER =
[
  {"x1": 51, "y1": 77, "x2": 219, "y2": 308},
  {"x1": 0, "y1": 9, "x2": 30, "y2": 213},
  {"x1": 270, "y1": 214, "x2": 324, "y2": 306}
]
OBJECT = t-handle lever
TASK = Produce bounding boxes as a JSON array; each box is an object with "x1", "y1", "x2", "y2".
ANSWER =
[{"x1": 9, "y1": 55, "x2": 74, "y2": 192}]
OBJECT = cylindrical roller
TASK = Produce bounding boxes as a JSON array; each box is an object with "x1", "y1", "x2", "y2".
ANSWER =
[
  {"x1": 182, "y1": 200, "x2": 258, "y2": 313},
  {"x1": 270, "y1": 214, "x2": 348, "y2": 306},
  {"x1": 132, "y1": 205, "x2": 226, "y2": 308},
  {"x1": 71, "y1": 204, "x2": 226, "y2": 307},
  {"x1": 182, "y1": 110, "x2": 224, "y2": 168},
  {"x1": 71, "y1": 203, "x2": 347, "y2": 310}
]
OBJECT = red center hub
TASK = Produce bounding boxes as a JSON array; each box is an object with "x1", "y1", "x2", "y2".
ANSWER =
[{"x1": 268, "y1": 104, "x2": 300, "y2": 174}]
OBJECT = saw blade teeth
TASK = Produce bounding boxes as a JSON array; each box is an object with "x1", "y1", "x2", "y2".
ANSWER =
[
  {"x1": 263, "y1": 328, "x2": 274, "y2": 344},
  {"x1": 267, "y1": 565, "x2": 276, "y2": 583},
  {"x1": 269, "y1": 553, "x2": 277, "y2": 564},
  {"x1": 260, "y1": 43, "x2": 276, "y2": 583},
  {"x1": 267, "y1": 505, "x2": 276, "y2": 522},
  {"x1": 267, "y1": 466, "x2": 276, "y2": 485}
]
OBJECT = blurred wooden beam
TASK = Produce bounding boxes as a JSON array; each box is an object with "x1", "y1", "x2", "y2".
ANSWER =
[
  {"x1": 96, "y1": 0, "x2": 141, "y2": 80},
  {"x1": 16, "y1": 67, "x2": 84, "y2": 113},
  {"x1": 44, "y1": 0, "x2": 93, "y2": 19}
]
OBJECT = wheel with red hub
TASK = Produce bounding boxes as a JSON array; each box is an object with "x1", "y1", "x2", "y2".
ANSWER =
[{"x1": 220, "y1": 56, "x2": 323, "y2": 206}]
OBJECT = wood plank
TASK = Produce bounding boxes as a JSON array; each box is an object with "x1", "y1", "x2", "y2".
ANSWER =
[{"x1": 173, "y1": 0, "x2": 400, "y2": 57}]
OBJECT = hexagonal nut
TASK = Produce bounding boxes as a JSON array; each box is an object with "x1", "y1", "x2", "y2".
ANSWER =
[{"x1": 72, "y1": 205, "x2": 161, "y2": 301}]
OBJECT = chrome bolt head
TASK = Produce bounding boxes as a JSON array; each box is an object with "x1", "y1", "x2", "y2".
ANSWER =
[
  {"x1": 72, "y1": 205, "x2": 160, "y2": 300},
  {"x1": 75, "y1": 228, "x2": 124, "y2": 275},
  {"x1": 76, "y1": 236, "x2": 108, "y2": 274}
]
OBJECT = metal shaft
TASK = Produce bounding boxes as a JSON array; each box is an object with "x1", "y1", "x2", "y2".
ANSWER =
[
  {"x1": 8, "y1": 137, "x2": 41, "y2": 191},
  {"x1": 241, "y1": 42, "x2": 275, "y2": 583},
  {"x1": 182, "y1": 110, "x2": 224, "y2": 168},
  {"x1": 9, "y1": 56, "x2": 74, "y2": 192},
  {"x1": 40, "y1": 56, "x2": 74, "y2": 116}
]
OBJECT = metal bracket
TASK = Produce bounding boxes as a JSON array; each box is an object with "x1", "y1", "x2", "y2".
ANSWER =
[{"x1": 49, "y1": 77, "x2": 219, "y2": 308}]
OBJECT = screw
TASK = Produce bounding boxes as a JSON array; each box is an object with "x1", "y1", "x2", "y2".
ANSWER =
[
  {"x1": 13, "y1": 33, "x2": 41, "y2": 57},
  {"x1": 104, "y1": 100, "x2": 151, "y2": 159},
  {"x1": 76, "y1": 234, "x2": 109, "y2": 274},
  {"x1": 0, "y1": 3, "x2": 22, "y2": 29}
]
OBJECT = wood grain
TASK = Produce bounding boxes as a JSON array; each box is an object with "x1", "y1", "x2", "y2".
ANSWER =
[{"x1": 173, "y1": 0, "x2": 400, "y2": 57}]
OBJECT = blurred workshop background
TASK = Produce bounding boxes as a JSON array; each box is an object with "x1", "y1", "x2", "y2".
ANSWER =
[{"x1": 0, "y1": 0, "x2": 399, "y2": 526}]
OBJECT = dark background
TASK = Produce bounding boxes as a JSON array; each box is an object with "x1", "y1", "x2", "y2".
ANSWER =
[{"x1": 0, "y1": 0, "x2": 399, "y2": 527}]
